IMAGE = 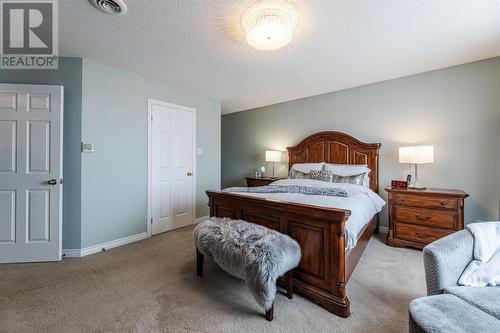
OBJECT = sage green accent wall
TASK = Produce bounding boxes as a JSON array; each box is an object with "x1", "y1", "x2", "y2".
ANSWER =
[
  {"x1": 81, "y1": 59, "x2": 221, "y2": 247},
  {"x1": 0, "y1": 58, "x2": 83, "y2": 249},
  {"x1": 222, "y1": 57, "x2": 500, "y2": 227}
]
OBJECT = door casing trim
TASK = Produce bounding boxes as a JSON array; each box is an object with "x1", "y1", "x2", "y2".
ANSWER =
[{"x1": 147, "y1": 98, "x2": 197, "y2": 238}]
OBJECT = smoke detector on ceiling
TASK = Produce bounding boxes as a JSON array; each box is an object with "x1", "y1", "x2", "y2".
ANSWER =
[{"x1": 89, "y1": 0, "x2": 127, "y2": 15}]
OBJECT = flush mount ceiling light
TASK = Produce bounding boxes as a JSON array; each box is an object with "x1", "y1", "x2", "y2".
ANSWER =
[
  {"x1": 242, "y1": 0, "x2": 298, "y2": 51},
  {"x1": 89, "y1": 0, "x2": 127, "y2": 15}
]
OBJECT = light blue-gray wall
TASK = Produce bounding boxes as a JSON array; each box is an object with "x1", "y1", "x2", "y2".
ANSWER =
[
  {"x1": 81, "y1": 59, "x2": 221, "y2": 247},
  {"x1": 222, "y1": 57, "x2": 500, "y2": 227},
  {"x1": 1, "y1": 57, "x2": 221, "y2": 250},
  {"x1": 0, "y1": 58, "x2": 83, "y2": 249}
]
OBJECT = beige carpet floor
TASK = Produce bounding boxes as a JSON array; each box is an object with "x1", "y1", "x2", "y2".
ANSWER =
[{"x1": 0, "y1": 226, "x2": 426, "y2": 333}]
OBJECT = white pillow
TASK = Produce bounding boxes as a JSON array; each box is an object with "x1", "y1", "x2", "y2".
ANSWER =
[
  {"x1": 290, "y1": 162, "x2": 324, "y2": 174},
  {"x1": 324, "y1": 163, "x2": 371, "y2": 187}
]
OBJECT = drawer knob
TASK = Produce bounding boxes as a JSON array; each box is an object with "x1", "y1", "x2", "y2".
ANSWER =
[
  {"x1": 415, "y1": 214, "x2": 430, "y2": 221},
  {"x1": 416, "y1": 232, "x2": 428, "y2": 238},
  {"x1": 440, "y1": 201, "x2": 447, "y2": 206}
]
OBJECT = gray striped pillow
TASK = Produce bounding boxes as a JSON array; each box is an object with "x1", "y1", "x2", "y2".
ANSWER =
[
  {"x1": 289, "y1": 169, "x2": 311, "y2": 179},
  {"x1": 332, "y1": 173, "x2": 365, "y2": 185}
]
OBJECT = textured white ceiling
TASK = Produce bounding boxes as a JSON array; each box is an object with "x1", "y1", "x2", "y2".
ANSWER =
[{"x1": 59, "y1": 0, "x2": 500, "y2": 114}]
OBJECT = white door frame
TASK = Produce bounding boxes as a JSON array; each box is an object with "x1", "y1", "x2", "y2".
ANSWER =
[{"x1": 147, "y1": 98, "x2": 196, "y2": 238}]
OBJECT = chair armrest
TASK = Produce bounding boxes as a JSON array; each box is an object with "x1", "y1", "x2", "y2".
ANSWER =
[{"x1": 423, "y1": 230, "x2": 473, "y2": 295}]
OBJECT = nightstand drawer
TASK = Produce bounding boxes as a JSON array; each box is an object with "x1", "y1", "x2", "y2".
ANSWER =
[
  {"x1": 386, "y1": 187, "x2": 468, "y2": 249},
  {"x1": 394, "y1": 223, "x2": 452, "y2": 244},
  {"x1": 394, "y1": 206, "x2": 457, "y2": 229},
  {"x1": 394, "y1": 194, "x2": 457, "y2": 210}
]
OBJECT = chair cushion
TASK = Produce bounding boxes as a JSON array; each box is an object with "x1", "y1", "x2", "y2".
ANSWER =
[
  {"x1": 409, "y1": 294, "x2": 500, "y2": 333},
  {"x1": 444, "y1": 286, "x2": 500, "y2": 320}
]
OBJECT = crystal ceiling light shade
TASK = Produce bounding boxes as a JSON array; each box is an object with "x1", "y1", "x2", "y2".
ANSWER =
[{"x1": 242, "y1": 0, "x2": 298, "y2": 51}]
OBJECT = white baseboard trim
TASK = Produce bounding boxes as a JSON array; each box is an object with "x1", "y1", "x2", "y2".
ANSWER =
[
  {"x1": 62, "y1": 232, "x2": 148, "y2": 258},
  {"x1": 63, "y1": 219, "x2": 381, "y2": 258},
  {"x1": 378, "y1": 226, "x2": 388, "y2": 234},
  {"x1": 195, "y1": 215, "x2": 209, "y2": 224},
  {"x1": 61, "y1": 249, "x2": 81, "y2": 258}
]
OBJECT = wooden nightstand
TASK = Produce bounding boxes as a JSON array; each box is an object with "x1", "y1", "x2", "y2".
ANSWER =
[
  {"x1": 245, "y1": 177, "x2": 282, "y2": 187},
  {"x1": 386, "y1": 187, "x2": 469, "y2": 249}
]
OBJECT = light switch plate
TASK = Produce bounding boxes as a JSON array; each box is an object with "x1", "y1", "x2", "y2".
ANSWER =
[{"x1": 81, "y1": 143, "x2": 95, "y2": 153}]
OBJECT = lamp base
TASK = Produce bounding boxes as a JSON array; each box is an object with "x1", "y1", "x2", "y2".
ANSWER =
[
  {"x1": 408, "y1": 182, "x2": 426, "y2": 190},
  {"x1": 407, "y1": 164, "x2": 427, "y2": 190}
]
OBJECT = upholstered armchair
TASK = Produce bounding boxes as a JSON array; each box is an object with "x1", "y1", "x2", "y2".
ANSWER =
[
  {"x1": 422, "y1": 229, "x2": 474, "y2": 295},
  {"x1": 409, "y1": 229, "x2": 500, "y2": 333}
]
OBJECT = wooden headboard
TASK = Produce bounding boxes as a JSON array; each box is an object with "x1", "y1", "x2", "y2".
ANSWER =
[{"x1": 287, "y1": 131, "x2": 381, "y2": 192}]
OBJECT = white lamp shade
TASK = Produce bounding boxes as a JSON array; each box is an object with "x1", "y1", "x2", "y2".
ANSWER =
[
  {"x1": 265, "y1": 150, "x2": 281, "y2": 162},
  {"x1": 399, "y1": 146, "x2": 434, "y2": 164}
]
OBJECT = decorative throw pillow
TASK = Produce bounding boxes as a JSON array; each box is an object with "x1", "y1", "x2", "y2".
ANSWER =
[
  {"x1": 309, "y1": 169, "x2": 333, "y2": 182},
  {"x1": 324, "y1": 163, "x2": 371, "y2": 187},
  {"x1": 289, "y1": 169, "x2": 311, "y2": 179},
  {"x1": 332, "y1": 173, "x2": 365, "y2": 185}
]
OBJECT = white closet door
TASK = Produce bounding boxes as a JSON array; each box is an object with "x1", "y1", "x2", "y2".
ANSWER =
[
  {"x1": 0, "y1": 83, "x2": 63, "y2": 263},
  {"x1": 150, "y1": 100, "x2": 195, "y2": 235}
]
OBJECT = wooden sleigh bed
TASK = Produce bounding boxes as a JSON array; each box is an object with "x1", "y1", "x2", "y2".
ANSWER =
[{"x1": 206, "y1": 131, "x2": 381, "y2": 317}]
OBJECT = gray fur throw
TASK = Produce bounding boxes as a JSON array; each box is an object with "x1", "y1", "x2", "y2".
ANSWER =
[
  {"x1": 193, "y1": 217, "x2": 301, "y2": 311},
  {"x1": 223, "y1": 185, "x2": 348, "y2": 197}
]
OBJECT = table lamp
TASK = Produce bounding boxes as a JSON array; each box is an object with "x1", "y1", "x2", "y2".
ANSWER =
[
  {"x1": 265, "y1": 150, "x2": 281, "y2": 178},
  {"x1": 399, "y1": 146, "x2": 434, "y2": 189}
]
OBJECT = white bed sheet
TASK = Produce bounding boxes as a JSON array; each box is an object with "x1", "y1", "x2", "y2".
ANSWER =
[{"x1": 226, "y1": 179, "x2": 386, "y2": 250}]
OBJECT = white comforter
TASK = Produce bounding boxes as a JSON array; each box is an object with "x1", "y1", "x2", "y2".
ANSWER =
[
  {"x1": 227, "y1": 179, "x2": 386, "y2": 249},
  {"x1": 458, "y1": 222, "x2": 500, "y2": 287}
]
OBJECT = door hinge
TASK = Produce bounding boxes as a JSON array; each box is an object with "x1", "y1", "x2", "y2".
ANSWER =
[
  {"x1": 150, "y1": 218, "x2": 153, "y2": 224},
  {"x1": 151, "y1": 114, "x2": 153, "y2": 122}
]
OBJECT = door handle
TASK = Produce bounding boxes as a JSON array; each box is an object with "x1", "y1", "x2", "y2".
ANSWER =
[
  {"x1": 187, "y1": 171, "x2": 193, "y2": 176},
  {"x1": 47, "y1": 179, "x2": 58, "y2": 185}
]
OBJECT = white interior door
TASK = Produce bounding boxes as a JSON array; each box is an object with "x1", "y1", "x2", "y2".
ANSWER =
[
  {"x1": 149, "y1": 99, "x2": 195, "y2": 235},
  {"x1": 0, "y1": 84, "x2": 63, "y2": 263}
]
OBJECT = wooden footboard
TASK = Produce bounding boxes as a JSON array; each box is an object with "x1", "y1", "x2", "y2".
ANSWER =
[
  {"x1": 207, "y1": 190, "x2": 354, "y2": 317},
  {"x1": 209, "y1": 130, "x2": 381, "y2": 317}
]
